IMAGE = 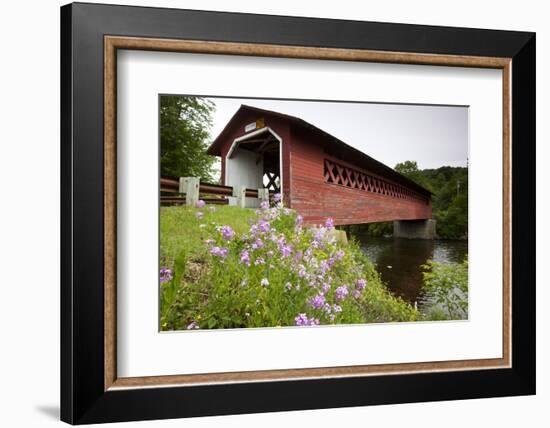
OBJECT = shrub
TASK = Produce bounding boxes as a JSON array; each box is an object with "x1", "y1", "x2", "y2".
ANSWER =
[{"x1": 421, "y1": 257, "x2": 468, "y2": 320}]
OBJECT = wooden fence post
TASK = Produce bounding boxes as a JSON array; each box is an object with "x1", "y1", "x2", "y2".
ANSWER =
[
  {"x1": 178, "y1": 177, "x2": 188, "y2": 194},
  {"x1": 233, "y1": 185, "x2": 246, "y2": 208},
  {"x1": 180, "y1": 177, "x2": 199, "y2": 207}
]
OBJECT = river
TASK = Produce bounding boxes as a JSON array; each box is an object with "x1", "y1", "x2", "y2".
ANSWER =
[{"x1": 351, "y1": 234, "x2": 468, "y2": 308}]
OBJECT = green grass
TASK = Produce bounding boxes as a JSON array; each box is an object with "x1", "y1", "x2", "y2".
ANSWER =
[{"x1": 160, "y1": 205, "x2": 255, "y2": 261}]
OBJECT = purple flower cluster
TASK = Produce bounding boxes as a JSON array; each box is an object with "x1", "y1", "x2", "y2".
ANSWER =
[
  {"x1": 251, "y1": 238, "x2": 264, "y2": 250},
  {"x1": 160, "y1": 267, "x2": 173, "y2": 283},
  {"x1": 294, "y1": 313, "x2": 320, "y2": 326},
  {"x1": 240, "y1": 249, "x2": 250, "y2": 266},
  {"x1": 280, "y1": 244, "x2": 292, "y2": 257},
  {"x1": 196, "y1": 200, "x2": 206, "y2": 208},
  {"x1": 325, "y1": 217, "x2": 334, "y2": 228},
  {"x1": 349, "y1": 278, "x2": 367, "y2": 299},
  {"x1": 210, "y1": 246, "x2": 228, "y2": 258},
  {"x1": 319, "y1": 260, "x2": 330, "y2": 275},
  {"x1": 187, "y1": 321, "x2": 200, "y2": 330},
  {"x1": 335, "y1": 285, "x2": 349, "y2": 301},
  {"x1": 257, "y1": 220, "x2": 270, "y2": 233},
  {"x1": 356, "y1": 278, "x2": 367, "y2": 290},
  {"x1": 220, "y1": 225, "x2": 235, "y2": 240},
  {"x1": 221, "y1": 226, "x2": 235, "y2": 241},
  {"x1": 314, "y1": 228, "x2": 326, "y2": 242},
  {"x1": 274, "y1": 235, "x2": 293, "y2": 258},
  {"x1": 308, "y1": 293, "x2": 326, "y2": 309}
]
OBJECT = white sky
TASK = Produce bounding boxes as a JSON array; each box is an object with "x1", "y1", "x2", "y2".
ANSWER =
[{"x1": 206, "y1": 97, "x2": 468, "y2": 171}]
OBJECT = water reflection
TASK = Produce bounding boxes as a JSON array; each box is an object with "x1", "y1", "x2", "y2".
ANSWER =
[{"x1": 352, "y1": 234, "x2": 468, "y2": 305}]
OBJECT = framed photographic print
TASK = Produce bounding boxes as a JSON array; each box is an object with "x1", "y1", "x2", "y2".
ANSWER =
[{"x1": 60, "y1": 2, "x2": 535, "y2": 424}]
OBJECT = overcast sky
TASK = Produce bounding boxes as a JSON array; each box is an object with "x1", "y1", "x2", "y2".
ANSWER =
[{"x1": 206, "y1": 97, "x2": 468, "y2": 171}]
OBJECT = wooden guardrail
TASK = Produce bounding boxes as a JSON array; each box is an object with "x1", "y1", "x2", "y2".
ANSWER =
[{"x1": 160, "y1": 176, "x2": 274, "y2": 207}]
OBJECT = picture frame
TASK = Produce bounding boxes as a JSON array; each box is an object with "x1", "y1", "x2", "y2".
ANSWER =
[{"x1": 60, "y1": 2, "x2": 535, "y2": 424}]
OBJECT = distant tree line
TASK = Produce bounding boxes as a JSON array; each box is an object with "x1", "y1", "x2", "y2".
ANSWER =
[{"x1": 395, "y1": 161, "x2": 468, "y2": 239}]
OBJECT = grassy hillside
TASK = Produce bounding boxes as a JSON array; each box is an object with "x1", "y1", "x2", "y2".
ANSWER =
[{"x1": 159, "y1": 204, "x2": 419, "y2": 331}]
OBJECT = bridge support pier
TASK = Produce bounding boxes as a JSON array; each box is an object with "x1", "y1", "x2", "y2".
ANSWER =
[{"x1": 393, "y1": 219, "x2": 436, "y2": 239}]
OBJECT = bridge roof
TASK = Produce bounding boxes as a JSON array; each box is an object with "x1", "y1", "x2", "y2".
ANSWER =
[{"x1": 207, "y1": 104, "x2": 432, "y2": 197}]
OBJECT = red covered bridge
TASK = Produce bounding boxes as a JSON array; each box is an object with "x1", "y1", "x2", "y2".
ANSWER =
[{"x1": 207, "y1": 105, "x2": 435, "y2": 238}]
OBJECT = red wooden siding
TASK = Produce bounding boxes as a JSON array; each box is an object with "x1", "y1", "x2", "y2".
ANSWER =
[{"x1": 288, "y1": 126, "x2": 432, "y2": 226}]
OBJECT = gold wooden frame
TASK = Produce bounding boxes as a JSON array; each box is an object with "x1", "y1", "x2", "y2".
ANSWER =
[{"x1": 104, "y1": 36, "x2": 512, "y2": 391}]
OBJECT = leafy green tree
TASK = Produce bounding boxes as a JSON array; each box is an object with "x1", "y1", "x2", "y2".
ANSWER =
[
  {"x1": 394, "y1": 160, "x2": 419, "y2": 175},
  {"x1": 436, "y1": 190, "x2": 468, "y2": 239},
  {"x1": 160, "y1": 96, "x2": 216, "y2": 182},
  {"x1": 394, "y1": 161, "x2": 468, "y2": 239},
  {"x1": 394, "y1": 161, "x2": 433, "y2": 191}
]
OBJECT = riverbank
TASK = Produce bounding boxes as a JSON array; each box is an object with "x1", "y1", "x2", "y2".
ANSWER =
[{"x1": 351, "y1": 234, "x2": 467, "y2": 303}]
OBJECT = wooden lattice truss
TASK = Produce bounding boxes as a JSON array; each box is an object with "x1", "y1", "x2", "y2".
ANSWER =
[{"x1": 324, "y1": 159, "x2": 427, "y2": 203}]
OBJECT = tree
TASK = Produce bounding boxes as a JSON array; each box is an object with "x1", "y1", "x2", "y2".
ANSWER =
[
  {"x1": 394, "y1": 161, "x2": 468, "y2": 239},
  {"x1": 160, "y1": 96, "x2": 216, "y2": 182},
  {"x1": 394, "y1": 160, "x2": 419, "y2": 175},
  {"x1": 394, "y1": 160, "x2": 432, "y2": 192}
]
